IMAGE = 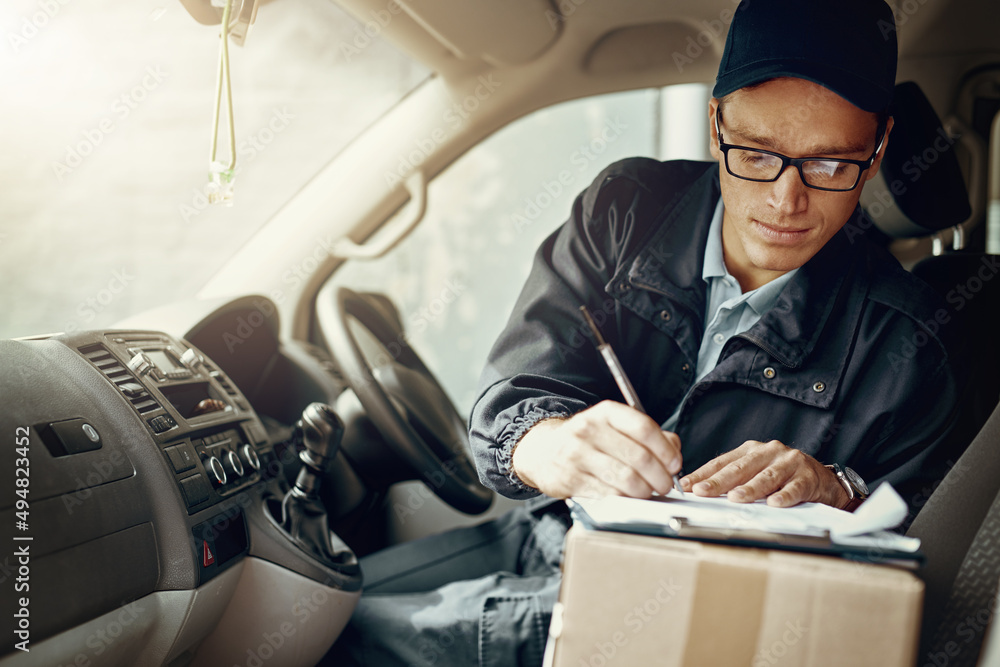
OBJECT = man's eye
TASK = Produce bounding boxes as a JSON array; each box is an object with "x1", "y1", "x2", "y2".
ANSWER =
[
  {"x1": 805, "y1": 161, "x2": 847, "y2": 177},
  {"x1": 739, "y1": 152, "x2": 777, "y2": 166}
]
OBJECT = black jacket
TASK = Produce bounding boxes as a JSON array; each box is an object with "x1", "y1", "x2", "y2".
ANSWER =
[{"x1": 469, "y1": 159, "x2": 968, "y2": 518}]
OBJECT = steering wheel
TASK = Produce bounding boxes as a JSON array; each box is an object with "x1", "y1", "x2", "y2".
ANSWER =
[{"x1": 317, "y1": 286, "x2": 492, "y2": 515}]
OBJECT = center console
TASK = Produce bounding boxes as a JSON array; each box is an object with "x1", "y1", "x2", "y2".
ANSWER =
[{"x1": 77, "y1": 332, "x2": 277, "y2": 583}]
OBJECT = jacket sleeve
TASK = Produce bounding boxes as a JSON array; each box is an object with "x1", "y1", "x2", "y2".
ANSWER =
[{"x1": 467, "y1": 160, "x2": 663, "y2": 499}]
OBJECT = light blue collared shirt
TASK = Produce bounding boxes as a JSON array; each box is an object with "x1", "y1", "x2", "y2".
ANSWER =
[{"x1": 662, "y1": 199, "x2": 798, "y2": 432}]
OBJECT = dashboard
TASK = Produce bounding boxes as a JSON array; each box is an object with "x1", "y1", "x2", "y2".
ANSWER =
[{"x1": 0, "y1": 303, "x2": 363, "y2": 666}]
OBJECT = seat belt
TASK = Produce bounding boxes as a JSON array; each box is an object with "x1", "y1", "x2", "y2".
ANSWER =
[{"x1": 923, "y1": 486, "x2": 1000, "y2": 667}]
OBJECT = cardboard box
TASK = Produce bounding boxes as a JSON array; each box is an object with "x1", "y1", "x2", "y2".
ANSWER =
[{"x1": 545, "y1": 526, "x2": 923, "y2": 667}]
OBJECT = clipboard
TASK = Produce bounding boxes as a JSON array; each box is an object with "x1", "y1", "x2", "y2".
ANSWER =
[{"x1": 568, "y1": 498, "x2": 925, "y2": 568}]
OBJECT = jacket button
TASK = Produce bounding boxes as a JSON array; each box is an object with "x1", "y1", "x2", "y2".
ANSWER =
[
  {"x1": 813, "y1": 381, "x2": 826, "y2": 393},
  {"x1": 619, "y1": 282, "x2": 630, "y2": 292},
  {"x1": 660, "y1": 310, "x2": 671, "y2": 322},
  {"x1": 681, "y1": 363, "x2": 691, "y2": 374},
  {"x1": 763, "y1": 367, "x2": 776, "y2": 379}
]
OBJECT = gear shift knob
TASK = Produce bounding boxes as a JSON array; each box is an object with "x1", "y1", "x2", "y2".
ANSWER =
[
  {"x1": 277, "y1": 402, "x2": 353, "y2": 568},
  {"x1": 292, "y1": 402, "x2": 344, "y2": 498}
]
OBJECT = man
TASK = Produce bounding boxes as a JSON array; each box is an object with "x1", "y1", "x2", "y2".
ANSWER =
[
  {"x1": 473, "y1": 1, "x2": 963, "y2": 514},
  {"x1": 328, "y1": 1, "x2": 966, "y2": 664}
]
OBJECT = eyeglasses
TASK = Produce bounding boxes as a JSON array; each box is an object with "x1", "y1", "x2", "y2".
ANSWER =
[{"x1": 714, "y1": 111, "x2": 886, "y2": 192}]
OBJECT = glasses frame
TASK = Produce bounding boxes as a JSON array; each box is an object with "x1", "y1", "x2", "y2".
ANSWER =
[{"x1": 714, "y1": 110, "x2": 887, "y2": 192}]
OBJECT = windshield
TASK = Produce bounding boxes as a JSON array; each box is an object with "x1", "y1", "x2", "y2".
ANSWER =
[{"x1": 0, "y1": 0, "x2": 429, "y2": 339}]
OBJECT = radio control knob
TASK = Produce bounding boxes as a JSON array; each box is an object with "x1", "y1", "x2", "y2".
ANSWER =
[
  {"x1": 240, "y1": 444, "x2": 261, "y2": 472},
  {"x1": 224, "y1": 450, "x2": 244, "y2": 478},
  {"x1": 128, "y1": 352, "x2": 153, "y2": 376},
  {"x1": 180, "y1": 348, "x2": 205, "y2": 370},
  {"x1": 206, "y1": 456, "x2": 227, "y2": 487}
]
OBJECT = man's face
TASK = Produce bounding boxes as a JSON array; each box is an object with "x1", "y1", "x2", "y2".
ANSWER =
[{"x1": 708, "y1": 78, "x2": 892, "y2": 289}]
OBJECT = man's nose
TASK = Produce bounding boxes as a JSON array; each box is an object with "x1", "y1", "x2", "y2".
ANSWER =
[{"x1": 766, "y1": 165, "x2": 809, "y2": 215}]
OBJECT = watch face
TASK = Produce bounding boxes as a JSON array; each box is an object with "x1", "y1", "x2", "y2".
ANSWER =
[{"x1": 844, "y1": 467, "x2": 869, "y2": 496}]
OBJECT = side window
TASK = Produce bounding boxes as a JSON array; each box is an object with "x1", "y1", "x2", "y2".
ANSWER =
[{"x1": 327, "y1": 85, "x2": 710, "y2": 415}]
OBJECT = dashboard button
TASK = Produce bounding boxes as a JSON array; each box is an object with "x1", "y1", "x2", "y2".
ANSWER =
[
  {"x1": 165, "y1": 444, "x2": 196, "y2": 473},
  {"x1": 40, "y1": 419, "x2": 103, "y2": 456},
  {"x1": 120, "y1": 382, "x2": 145, "y2": 397},
  {"x1": 240, "y1": 444, "x2": 261, "y2": 472},
  {"x1": 149, "y1": 415, "x2": 177, "y2": 433},
  {"x1": 179, "y1": 474, "x2": 210, "y2": 507},
  {"x1": 224, "y1": 450, "x2": 244, "y2": 478},
  {"x1": 205, "y1": 456, "x2": 227, "y2": 487},
  {"x1": 202, "y1": 540, "x2": 215, "y2": 567}
]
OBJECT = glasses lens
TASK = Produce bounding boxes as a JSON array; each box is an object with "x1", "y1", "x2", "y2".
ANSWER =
[
  {"x1": 727, "y1": 149, "x2": 783, "y2": 180},
  {"x1": 801, "y1": 160, "x2": 860, "y2": 190}
]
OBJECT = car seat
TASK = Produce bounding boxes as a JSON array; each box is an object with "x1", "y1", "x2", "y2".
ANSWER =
[{"x1": 863, "y1": 80, "x2": 1000, "y2": 665}]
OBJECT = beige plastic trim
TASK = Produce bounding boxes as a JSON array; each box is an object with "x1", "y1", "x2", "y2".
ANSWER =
[
  {"x1": 331, "y1": 170, "x2": 427, "y2": 260},
  {"x1": 0, "y1": 564, "x2": 243, "y2": 667},
  {"x1": 190, "y1": 557, "x2": 360, "y2": 667}
]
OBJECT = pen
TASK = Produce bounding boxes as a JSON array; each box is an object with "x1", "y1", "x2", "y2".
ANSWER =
[{"x1": 579, "y1": 305, "x2": 685, "y2": 496}]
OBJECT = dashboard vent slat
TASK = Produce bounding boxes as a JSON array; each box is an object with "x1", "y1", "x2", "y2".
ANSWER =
[
  {"x1": 79, "y1": 343, "x2": 166, "y2": 420},
  {"x1": 211, "y1": 370, "x2": 240, "y2": 397}
]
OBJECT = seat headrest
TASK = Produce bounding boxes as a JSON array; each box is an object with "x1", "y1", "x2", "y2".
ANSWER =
[{"x1": 860, "y1": 81, "x2": 972, "y2": 236}]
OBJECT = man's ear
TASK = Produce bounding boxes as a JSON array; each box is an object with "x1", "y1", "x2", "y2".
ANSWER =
[
  {"x1": 708, "y1": 98, "x2": 722, "y2": 162},
  {"x1": 865, "y1": 116, "x2": 895, "y2": 182}
]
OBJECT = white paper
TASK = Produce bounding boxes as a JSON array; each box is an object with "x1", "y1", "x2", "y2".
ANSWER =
[{"x1": 570, "y1": 482, "x2": 918, "y2": 552}]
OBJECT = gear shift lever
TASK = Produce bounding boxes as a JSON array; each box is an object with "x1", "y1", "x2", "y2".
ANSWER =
[
  {"x1": 279, "y1": 402, "x2": 350, "y2": 566},
  {"x1": 292, "y1": 402, "x2": 344, "y2": 497}
]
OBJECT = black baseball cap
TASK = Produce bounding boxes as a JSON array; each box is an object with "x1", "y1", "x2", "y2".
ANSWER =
[{"x1": 713, "y1": 0, "x2": 898, "y2": 113}]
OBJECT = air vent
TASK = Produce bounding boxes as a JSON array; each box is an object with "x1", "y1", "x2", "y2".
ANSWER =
[
  {"x1": 210, "y1": 370, "x2": 240, "y2": 397},
  {"x1": 79, "y1": 343, "x2": 163, "y2": 415}
]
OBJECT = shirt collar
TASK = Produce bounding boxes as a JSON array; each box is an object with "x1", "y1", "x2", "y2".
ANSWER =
[{"x1": 701, "y1": 199, "x2": 728, "y2": 282}]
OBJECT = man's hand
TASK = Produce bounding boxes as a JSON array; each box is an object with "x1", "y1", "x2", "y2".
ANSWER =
[
  {"x1": 511, "y1": 400, "x2": 683, "y2": 499},
  {"x1": 680, "y1": 439, "x2": 851, "y2": 509}
]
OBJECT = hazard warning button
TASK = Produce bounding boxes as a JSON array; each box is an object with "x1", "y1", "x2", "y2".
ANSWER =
[{"x1": 202, "y1": 540, "x2": 215, "y2": 567}]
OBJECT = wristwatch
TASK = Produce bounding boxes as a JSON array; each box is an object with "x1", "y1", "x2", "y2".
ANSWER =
[{"x1": 825, "y1": 464, "x2": 869, "y2": 506}]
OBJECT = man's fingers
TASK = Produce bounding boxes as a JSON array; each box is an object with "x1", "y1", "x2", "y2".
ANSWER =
[
  {"x1": 571, "y1": 401, "x2": 683, "y2": 493},
  {"x1": 728, "y1": 464, "x2": 794, "y2": 503},
  {"x1": 683, "y1": 440, "x2": 767, "y2": 495},
  {"x1": 765, "y1": 475, "x2": 811, "y2": 507},
  {"x1": 598, "y1": 401, "x2": 683, "y2": 472},
  {"x1": 561, "y1": 441, "x2": 656, "y2": 498}
]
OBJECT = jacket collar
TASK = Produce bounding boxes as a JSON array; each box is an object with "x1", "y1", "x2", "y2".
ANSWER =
[{"x1": 619, "y1": 162, "x2": 868, "y2": 372}]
